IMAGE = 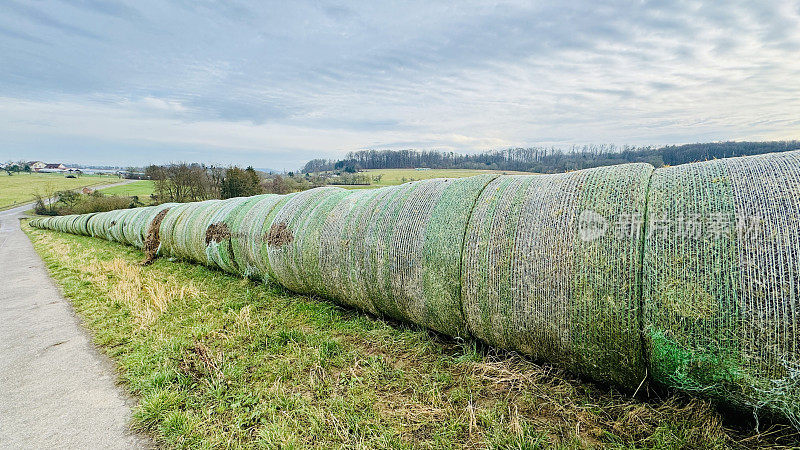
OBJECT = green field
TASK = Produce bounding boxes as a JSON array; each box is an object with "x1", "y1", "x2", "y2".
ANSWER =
[
  {"x1": 365, "y1": 168, "x2": 532, "y2": 186},
  {"x1": 0, "y1": 172, "x2": 118, "y2": 210},
  {"x1": 333, "y1": 168, "x2": 534, "y2": 190},
  {"x1": 23, "y1": 222, "x2": 798, "y2": 449},
  {"x1": 98, "y1": 180, "x2": 155, "y2": 197}
]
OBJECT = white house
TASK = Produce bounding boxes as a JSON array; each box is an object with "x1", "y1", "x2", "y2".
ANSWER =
[{"x1": 27, "y1": 161, "x2": 46, "y2": 171}]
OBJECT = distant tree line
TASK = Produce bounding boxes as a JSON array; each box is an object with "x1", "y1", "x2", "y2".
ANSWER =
[
  {"x1": 3, "y1": 161, "x2": 33, "y2": 175},
  {"x1": 301, "y1": 141, "x2": 800, "y2": 174}
]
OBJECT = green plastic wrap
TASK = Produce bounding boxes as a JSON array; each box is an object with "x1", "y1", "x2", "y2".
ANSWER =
[
  {"x1": 119, "y1": 207, "x2": 157, "y2": 248},
  {"x1": 205, "y1": 194, "x2": 284, "y2": 277},
  {"x1": 644, "y1": 151, "x2": 800, "y2": 426},
  {"x1": 462, "y1": 164, "x2": 652, "y2": 388},
  {"x1": 264, "y1": 187, "x2": 347, "y2": 292}
]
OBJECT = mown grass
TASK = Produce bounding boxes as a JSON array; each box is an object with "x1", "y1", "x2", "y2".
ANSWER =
[
  {"x1": 98, "y1": 180, "x2": 156, "y2": 198},
  {"x1": 0, "y1": 172, "x2": 115, "y2": 210},
  {"x1": 23, "y1": 223, "x2": 800, "y2": 449}
]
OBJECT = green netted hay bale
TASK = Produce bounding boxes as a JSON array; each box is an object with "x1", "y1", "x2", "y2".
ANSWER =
[
  {"x1": 180, "y1": 200, "x2": 229, "y2": 265},
  {"x1": 156, "y1": 203, "x2": 190, "y2": 257},
  {"x1": 135, "y1": 203, "x2": 179, "y2": 250},
  {"x1": 98, "y1": 209, "x2": 129, "y2": 242},
  {"x1": 264, "y1": 187, "x2": 347, "y2": 291},
  {"x1": 462, "y1": 164, "x2": 653, "y2": 389},
  {"x1": 107, "y1": 210, "x2": 128, "y2": 243},
  {"x1": 158, "y1": 201, "x2": 216, "y2": 259},
  {"x1": 204, "y1": 194, "x2": 285, "y2": 277},
  {"x1": 294, "y1": 187, "x2": 386, "y2": 315},
  {"x1": 86, "y1": 209, "x2": 129, "y2": 242},
  {"x1": 73, "y1": 213, "x2": 98, "y2": 236},
  {"x1": 118, "y1": 207, "x2": 158, "y2": 248},
  {"x1": 86, "y1": 212, "x2": 106, "y2": 238},
  {"x1": 39, "y1": 214, "x2": 72, "y2": 233},
  {"x1": 175, "y1": 200, "x2": 223, "y2": 263},
  {"x1": 644, "y1": 150, "x2": 800, "y2": 426},
  {"x1": 62, "y1": 215, "x2": 81, "y2": 234},
  {"x1": 198, "y1": 196, "x2": 252, "y2": 272}
]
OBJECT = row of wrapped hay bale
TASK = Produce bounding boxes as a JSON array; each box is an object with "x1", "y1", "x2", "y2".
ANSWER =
[{"x1": 29, "y1": 151, "x2": 800, "y2": 428}]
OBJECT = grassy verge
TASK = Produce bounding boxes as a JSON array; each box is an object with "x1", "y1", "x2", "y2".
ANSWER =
[
  {"x1": 0, "y1": 173, "x2": 116, "y2": 210},
  {"x1": 23, "y1": 223, "x2": 799, "y2": 449}
]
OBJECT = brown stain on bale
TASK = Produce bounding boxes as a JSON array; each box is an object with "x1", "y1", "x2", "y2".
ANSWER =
[
  {"x1": 205, "y1": 222, "x2": 239, "y2": 271},
  {"x1": 142, "y1": 208, "x2": 170, "y2": 265},
  {"x1": 205, "y1": 223, "x2": 232, "y2": 245},
  {"x1": 266, "y1": 222, "x2": 293, "y2": 247}
]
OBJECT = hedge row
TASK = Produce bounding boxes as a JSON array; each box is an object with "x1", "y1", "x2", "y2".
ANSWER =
[{"x1": 30, "y1": 151, "x2": 800, "y2": 428}]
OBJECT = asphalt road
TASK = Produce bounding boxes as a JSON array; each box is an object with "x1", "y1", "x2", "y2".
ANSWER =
[{"x1": 0, "y1": 183, "x2": 151, "y2": 448}]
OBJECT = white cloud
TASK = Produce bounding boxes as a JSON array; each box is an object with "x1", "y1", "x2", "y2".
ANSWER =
[
  {"x1": 0, "y1": 1, "x2": 799, "y2": 167},
  {"x1": 136, "y1": 96, "x2": 187, "y2": 113}
]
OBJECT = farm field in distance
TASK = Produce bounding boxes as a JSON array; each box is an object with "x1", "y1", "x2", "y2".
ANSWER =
[
  {"x1": 333, "y1": 168, "x2": 534, "y2": 189},
  {"x1": 98, "y1": 180, "x2": 155, "y2": 198},
  {"x1": 365, "y1": 168, "x2": 532, "y2": 186},
  {"x1": 23, "y1": 221, "x2": 800, "y2": 449},
  {"x1": 0, "y1": 172, "x2": 119, "y2": 210}
]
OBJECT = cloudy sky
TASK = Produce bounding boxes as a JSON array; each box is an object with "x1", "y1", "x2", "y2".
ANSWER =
[{"x1": 1, "y1": 1, "x2": 799, "y2": 169}]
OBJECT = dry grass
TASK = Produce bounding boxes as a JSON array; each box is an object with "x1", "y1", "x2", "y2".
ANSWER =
[{"x1": 35, "y1": 232, "x2": 201, "y2": 325}]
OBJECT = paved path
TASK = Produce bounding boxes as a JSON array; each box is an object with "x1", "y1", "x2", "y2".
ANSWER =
[{"x1": 0, "y1": 183, "x2": 151, "y2": 448}]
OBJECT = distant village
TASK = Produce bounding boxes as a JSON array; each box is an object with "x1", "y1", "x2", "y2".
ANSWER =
[
  {"x1": 1, "y1": 160, "x2": 125, "y2": 176},
  {"x1": 1, "y1": 160, "x2": 75, "y2": 172}
]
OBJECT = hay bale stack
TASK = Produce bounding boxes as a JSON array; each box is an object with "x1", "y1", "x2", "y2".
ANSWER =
[
  {"x1": 462, "y1": 164, "x2": 653, "y2": 388},
  {"x1": 644, "y1": 151, "x2": 800, "y2": 426}
]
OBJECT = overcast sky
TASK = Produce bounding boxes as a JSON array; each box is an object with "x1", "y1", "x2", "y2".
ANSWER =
[{"x1": 1, "y1": 1, "x2": 799, "y2": 169}]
